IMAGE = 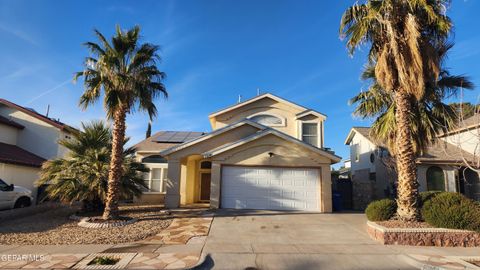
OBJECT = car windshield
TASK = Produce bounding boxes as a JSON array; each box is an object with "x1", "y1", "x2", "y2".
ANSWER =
[{"x1": 0, "y1": 179, "x2": 7, "y2": 189}]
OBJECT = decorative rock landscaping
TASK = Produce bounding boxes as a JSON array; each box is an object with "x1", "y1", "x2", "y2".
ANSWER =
[{"x1": 368, "y1": 221, "x2": 480, "y2": 247}]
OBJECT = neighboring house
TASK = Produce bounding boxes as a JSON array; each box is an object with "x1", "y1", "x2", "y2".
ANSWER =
[
  {"x1": 135, "y1": 93, "x2": 341, "y2": 211},
  {"x1": 0, "y1": 99, "x2": 75, "y2": 202},
  {"x1": 345, "y1": 124, "x2": 480, "y2": 209}
]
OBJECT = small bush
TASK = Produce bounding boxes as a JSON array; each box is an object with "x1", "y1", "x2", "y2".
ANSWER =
[
  {"x1": 365, "y1": 199, "x2": 397, "y2": 221},
  {"x1": 419, "y1": 191, "x2": 442, "y2": 207},
  {"x1": 422, "y1": 192, "x2": 480, "y2": 231}
]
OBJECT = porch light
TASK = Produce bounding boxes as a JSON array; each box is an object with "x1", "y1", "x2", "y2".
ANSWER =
[{"x1": 268, "y1": 152, "x2": 275, "y2": 157}]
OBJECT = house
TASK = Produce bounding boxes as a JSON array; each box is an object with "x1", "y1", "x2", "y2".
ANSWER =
[
  {"x1": 0, "y1": 99, "x2": 75, "y2": 202},
  {"x1": 345, "y1": 122, "x2": 480, "y2": 209},
  {"x1": 135, "y1": 93, "x2": 341, "y2": 212}
]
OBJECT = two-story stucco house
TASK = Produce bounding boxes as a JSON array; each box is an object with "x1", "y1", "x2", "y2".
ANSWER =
[
  {"x1": 134, "y1": 93, "x2": 341, "y2": 212},
  {"x1": 0, "y1": 99, "x2": 75, "y2": 202},
  {"x1": 345, "y1": 121, "x2": 480, "y2": 209}
]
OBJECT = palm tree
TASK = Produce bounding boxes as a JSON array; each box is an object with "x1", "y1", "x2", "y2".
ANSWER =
[
  {"x1": 37, "y1": 121, "x2": 148, "y2": 212},
  {"x1": 350, "y1": 43, "x2": 474, "y2": 154},
  {"x1": 74, "y1": 26, "x2": 167, "y2": 219},
  {"x1": 340, "y1": 0, "x2": 452, "y2": 220}
]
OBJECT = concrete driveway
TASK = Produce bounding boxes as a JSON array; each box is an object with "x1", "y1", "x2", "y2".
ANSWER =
[{"x1": 199, "y1": 210, "x2": 480, "y2": 270}]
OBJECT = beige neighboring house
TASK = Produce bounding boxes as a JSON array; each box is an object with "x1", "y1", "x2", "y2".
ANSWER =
[
  {"x1": 0, "y1": 99, "x2": 75, "y2": 202},
  {"x1": 345, "y1": 123, "x2": 480, "y2": 210},
  {"x1": 135, "y1": 93, "x2": 341, "y2": 212}
]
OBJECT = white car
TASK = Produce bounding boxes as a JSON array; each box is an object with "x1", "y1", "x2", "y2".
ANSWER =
[{"x1": 0, "y1": 178, "x2": 33, "y2": 210}]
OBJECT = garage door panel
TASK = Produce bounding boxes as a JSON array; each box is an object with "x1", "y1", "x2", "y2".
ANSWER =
[{"x1": 221, "y1": 166, "x2": 320, "y2": 211}]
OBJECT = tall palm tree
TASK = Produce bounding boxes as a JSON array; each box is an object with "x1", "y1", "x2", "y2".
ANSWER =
[
  {"x1": 350, "y1": 43, "x2": 474, "y2": 154},
  {"x1": 74, "y1": 26, "x2": 167, "y2": 219},
  {"x1": 37, "y1": 121, "x2": 148, "y2": 212},
  {"x1": 340, "y1": 0, "x2": 452, "y2": 220}
]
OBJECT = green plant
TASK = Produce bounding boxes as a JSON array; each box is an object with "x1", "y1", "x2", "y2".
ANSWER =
[
  {"x1": 37, "y1": 121, "x2": 148, "y2": 212},
  {"x1": 74, "y1": 25, "x2": 167, "y2": 219},
  {"x1": 419, "y1": 191, "x2": 443, "y2": 207},
  {"x1": 422, "y1": 192, "x2": 480, "y2": 231},
  {"x1": 88, "y1": 256, "x2": 119, "y2": 265},
  {"x1": 365, "y1": 199, "x2": 397, "y2": 221}
]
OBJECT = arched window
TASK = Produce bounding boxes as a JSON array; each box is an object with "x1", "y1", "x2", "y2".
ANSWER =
[
  {"x1": 249, "y1": 114, "x2": 284, "y2": 126},
  {"x1": 426, "y1": 166, "x2": 445, "y2": 191},
  {"x1": 141, "y1": 155, "x2": 167, "y2": 163},
  {"x1": 200, "y1": 161, "x2": 212, "y2": 169}
]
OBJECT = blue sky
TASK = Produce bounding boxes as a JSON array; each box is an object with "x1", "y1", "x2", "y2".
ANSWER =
[{"x1": 0, "y1": 0, "x2": 479, "y2": 167}]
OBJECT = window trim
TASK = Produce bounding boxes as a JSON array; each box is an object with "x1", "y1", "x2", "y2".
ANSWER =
[
  {"x1": 299, "y1": 120, "x2": 321, "y2": 147},
  {"x1": 142, "y1": 163, "x2": 168, "y2": 194},
  {"x1": 248, "y1": 112, "x2": 286, "y2": 127}
]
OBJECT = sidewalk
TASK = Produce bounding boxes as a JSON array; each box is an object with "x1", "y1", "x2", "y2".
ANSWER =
[{"x1": 0, "y1": 215, "x2": 212, "y2": 269}]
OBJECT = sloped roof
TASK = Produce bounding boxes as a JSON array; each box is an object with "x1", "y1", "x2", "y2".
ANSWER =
[
  {"x1": 208, "y1": 93, "x2": 327, "y2": 119},
  {"x1": 440, "y1": 114, "x2": 480, "y2": 136},
  {"x1": 0, "y1": 99, "x2": 75, "y2": 133},
  {"x1": 344, "y1": 126, "x2": 385, "y2": 147},
  {"x1": 0, "y1": 142, "x2": 46, "y2": 167},
  {"x1": 417, "y1": 141, "x2": 477, "y2": 165},
  {"x1": 346, "y1": 126, "x2": 476, "y2": 164},
  {"x1": 202, "y1": 128, "x2": 341, "y2": 163},
  {"x1": 134, "y1": 131, "x2": 205, "y2": 153},
  {"x1": 0, "y1": 115, "x2": 24, "y2": 129}
]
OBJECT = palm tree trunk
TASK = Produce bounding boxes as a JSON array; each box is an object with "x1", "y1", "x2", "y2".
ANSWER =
[
  {"x1": 102, "y1": 109, "x2": 127, "y2": 220},
  {"x1": 394, "y1": 91, "x2": 420, "y2": 221}
]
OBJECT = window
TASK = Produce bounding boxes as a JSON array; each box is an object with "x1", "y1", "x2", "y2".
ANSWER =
[
  {"x1": 143, "y1": 167, "x2": 168, "y2": 192},
  {"x1": 142, "y1": 155, "x2": 167, "y2": 163},
  {"x1": 426, "y1": 166, "x2": 445, "y2": 191},
  {"x1": 369, "y1": 172, "x2": 376, "y2": 181},
  {"x1": 0, "y1": 179, "x2": 7, "y2": 190},
  {"x1": 249, "y1": 114, "x2": 284, "y2": 126},
  {"x1": 200, "y1": 161, "x2": 212, "y2": 169},
  {"x1": 302, "y1": 123, "x2": 318, "y2": 146},
  {"x1": 370, "y1": 153, "x2": 375, "y2": 163}
]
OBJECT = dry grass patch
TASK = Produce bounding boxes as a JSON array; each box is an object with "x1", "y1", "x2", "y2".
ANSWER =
[{"x1": 0, "y1": 204, "x2": 172, "y2": 245}]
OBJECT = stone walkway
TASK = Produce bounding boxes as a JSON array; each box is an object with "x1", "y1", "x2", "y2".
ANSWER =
[
  {"x1": 0, "y1": 214, "x2": 213, "y2": 270},
  {"x1": 404, "y1": 254, "x2": 480, "y2": 270}
]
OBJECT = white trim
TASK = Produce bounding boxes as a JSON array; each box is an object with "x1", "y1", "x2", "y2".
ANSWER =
[
  {"x1": 299, "y1": 120, "x2": 321, "y2": 148},
  {"x1": 208, "y1": 93, "x2": 326, "y2": 119},
  {"x1": 247, "y1": 112, "x2": 286, "y2": 127},
  {"x1": 142, "y1": 163, "x2": 168, "y2": 193},
  {"x1": 296, "y1": 109, "x2": 327, "y2": 120},
  {"x1": 160, "y1": 119, "x2": 266, "y2": 156}
]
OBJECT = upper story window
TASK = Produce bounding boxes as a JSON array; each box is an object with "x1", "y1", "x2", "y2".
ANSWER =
[
  {"x1": 249, "y1": 114, "x2": 285, "y2": 127},
  {"x1": 302, "y1": 123, "x2": 318, "y2": 146}
]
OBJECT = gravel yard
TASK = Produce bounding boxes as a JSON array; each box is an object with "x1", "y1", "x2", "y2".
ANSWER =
[
  {"x1": 0, "y1": 205, "x2": 172, "y2": 245},
  {"x1": 377, "y1": 219, "x2": 433, "y2": 229}
]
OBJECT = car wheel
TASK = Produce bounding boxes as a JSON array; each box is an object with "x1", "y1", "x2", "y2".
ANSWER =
[{"x1": 14, "y1": 197, "x2": 31, "y2": 208}]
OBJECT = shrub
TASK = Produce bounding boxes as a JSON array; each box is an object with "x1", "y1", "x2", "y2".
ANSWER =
[
  {"x1": 419, "y1": 191, "x2": 442, "y2": 207},
  {"x1": 365, "y1": 199, "x2": 397, "y2": 221},
  {"x1": 422, "y1": 192, "x2": 480, "y2": 231}
]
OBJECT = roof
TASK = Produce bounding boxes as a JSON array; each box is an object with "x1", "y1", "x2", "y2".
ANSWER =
[
  {"x1": 0, "y1": 142, "x2": 46, "y2": 167},
  {"x1": 0, "y1": 99, "x2": 75, "y2": 133},
  {"x1": 417, "y1": 141, "x2": 477, "y2": 165},
  {"x1": 202, "y1": 128, "x2": 341, "y2": 163},
  {"x1": 346, "y1": 126, "x2": 476, "y2": 165},
  {"x1": 344, "y1": 127, "x2": 383, "y2": 146},
  {"x1": 134, "y1": 131, "x2": 205, "y2": 153},
  {"x1": 160, "y1": 119, "x2": 266, "y2": 156},
  {"x1": 0, "y1": 115, "x2": 24, "y2": 129},
  {"x1": 208, "y1": 93, "x2": 327, "y2": 119},
  {"x1": 440, "y1": 114, "x2": 480, "y2": 137}
]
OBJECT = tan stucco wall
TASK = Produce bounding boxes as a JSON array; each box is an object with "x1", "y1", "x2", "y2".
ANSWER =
[
  {"x1": 0, "y1": 163, "x2": 40, "y2": 203},
  {"x1": 0, "y1": 124, "x2": 18, "y2": 145},
  {"x1": 211, "y1": 97, "x2": 324, "y2": 141}
]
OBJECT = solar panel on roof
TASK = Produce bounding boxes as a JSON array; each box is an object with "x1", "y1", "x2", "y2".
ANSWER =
[{"x1": 153, "y1": 131, "x2": 205, "y2": 143}]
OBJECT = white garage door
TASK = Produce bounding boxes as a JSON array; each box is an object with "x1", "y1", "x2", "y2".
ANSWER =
[{"x1": 221, "y1": 166, "x2": 320, "y2": 211}]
